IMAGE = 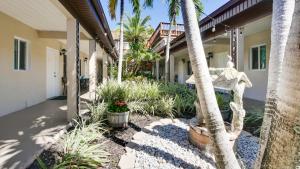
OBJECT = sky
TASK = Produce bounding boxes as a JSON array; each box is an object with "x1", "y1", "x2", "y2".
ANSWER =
[{"x1": 102, "y1": 0, "x2": 229, "y2": 30}]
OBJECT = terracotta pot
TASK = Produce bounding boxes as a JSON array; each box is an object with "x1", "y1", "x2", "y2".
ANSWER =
[{"x1": 107, "y1": 111, "x2": 130, "y2": 128}]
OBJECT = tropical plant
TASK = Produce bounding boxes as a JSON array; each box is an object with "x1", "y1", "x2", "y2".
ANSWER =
[
  {"x1": 87, "y1": 102, "x2": 107, "y2": 123},
  {"x1": 108, "y1": 0, "x2": 153, "y2": 83},
  {"x1": 255, "y1": 0, "x2": 300, "y2": 168},
  {"x1": 180, "y1": 0, "x2": 240, "y2": 168},
  {"x1": 124, "y1": 13, "x2": 160, "y2": 76},
  {"x1": 94, "y1": 80, "x2": 198, "y2": 118},
  {"x1": 145, "y1": 0, "x2": 202, "y2": 82},
  {"x1": 254, "y1": 0, "x2": 296, "y2": 168},
  {"x1": 38, "y1": 122, "x2": 108, "y2": 169}
]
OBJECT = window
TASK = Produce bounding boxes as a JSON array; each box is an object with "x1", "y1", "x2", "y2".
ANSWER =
[
  {"x1": 14, "y1": 38, "x2": 28, "y2": 70},
  {"x1": 250, "y1": 44, "x2": 266, "y2": 70}
]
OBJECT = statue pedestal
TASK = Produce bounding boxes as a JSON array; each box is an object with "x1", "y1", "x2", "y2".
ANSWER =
[
  {"x1": 188, "y1": 118, "x2": 236, "y2": 149},
  {"x1": 188, "y1": 118, "x2": 210, "y2": 149}
]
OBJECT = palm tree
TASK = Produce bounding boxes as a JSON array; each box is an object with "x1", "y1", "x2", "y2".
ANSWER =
[
  {"x1": 123, "y1": 13, "x2": 159, "y2": 75},
  {"x1": 180, "y1": 0, "x2": 240, "y2": 168},
  {"x1": 254, "y1": 0, "x2": 295, "y2": 168},
  {"x1": 255, "y1": 0, "x2": 299, "y2": 168},
  {"x1": 162, "y1": 0, "x2": 203, "y2": 82},
  {"x1": 109, "y1": 0, "x2": 150, "y2": 83},
  {"x1": 124, "y1": 13, "x2": 151, "y2": 44}
]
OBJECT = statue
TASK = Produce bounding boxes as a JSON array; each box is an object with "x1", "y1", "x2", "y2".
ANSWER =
[{"x1": 186, "y1": 55, "x2": 252, "y2": 147}]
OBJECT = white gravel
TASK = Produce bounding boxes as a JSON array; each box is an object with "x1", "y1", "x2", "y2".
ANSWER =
[{"x1": 119, "y1": 118, "x2": 259, "y2": 169}]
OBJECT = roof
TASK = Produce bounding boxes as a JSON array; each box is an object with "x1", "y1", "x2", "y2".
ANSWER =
[
  {"x1": 159, "y1": 0, "x2": 273, "y2": 55},
  {"x1": 59, "y1": 0, "x2": 118, "y2": 59}
]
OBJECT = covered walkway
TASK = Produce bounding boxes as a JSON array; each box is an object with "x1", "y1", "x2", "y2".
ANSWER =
[{"x1": 0, "y1": 100, "x2": 68, "y2": 169}]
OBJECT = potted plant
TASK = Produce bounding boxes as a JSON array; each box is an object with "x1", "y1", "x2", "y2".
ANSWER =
[{"x1": 107, "y1": 87, "x2": 130, "y2": 128}]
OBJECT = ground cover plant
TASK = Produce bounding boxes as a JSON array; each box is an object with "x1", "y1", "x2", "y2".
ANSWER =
[
  {"x1": 37, "y1": 121, "x2": 108, "y2": 169},
  {"x1": 90, "y1": 80, "x2": 198, "y2": 121}
]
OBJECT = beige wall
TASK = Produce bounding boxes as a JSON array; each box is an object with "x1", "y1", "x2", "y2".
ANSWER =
[
  {"x1": 204, "y1": 44, "x2": 230, "y2": 68},
  {"x1": 0, "y1": 12, "x2": 65, "y2": 117},
  {"x1": 243, "y1": 29, "x2": 270, "y2": 101}
]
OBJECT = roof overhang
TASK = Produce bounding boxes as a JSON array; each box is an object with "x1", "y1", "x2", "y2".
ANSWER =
[
  {"x1": 59, "y1": 0, "x2": 118, "y2": 59},
  {"x1": 159, "y1": 0, "x2": 273, "y2": 56}
]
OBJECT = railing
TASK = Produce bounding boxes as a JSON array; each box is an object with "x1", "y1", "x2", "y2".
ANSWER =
[{"x1": 148, "y1": 22, "x2": 185, "y2": 47}]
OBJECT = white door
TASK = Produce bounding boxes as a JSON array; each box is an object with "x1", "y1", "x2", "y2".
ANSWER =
[{"x1": 46, "y1": 47, "x2": 61, "y2": 98}]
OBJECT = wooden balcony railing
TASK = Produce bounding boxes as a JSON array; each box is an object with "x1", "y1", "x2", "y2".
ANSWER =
[{"x1": 148, "y1": 22, "x2": 184, "y2": 48}]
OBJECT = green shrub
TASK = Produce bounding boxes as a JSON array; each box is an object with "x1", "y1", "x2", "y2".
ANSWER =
[
  {"x1": 244, "y1": 112, "x2": 263, "y2": 136},
  {"x1": 60, "y1": 122, "x2": 108, "y2": 167},
  {"x1": 87, "y1": 102, "x2": 107, "y2": 123},
  {"x1": 159, "y1": 83, "x2": 197, "y2": 116},
  {"x1": 94, "y1": 80, "x2": 196, "y2": 119}
]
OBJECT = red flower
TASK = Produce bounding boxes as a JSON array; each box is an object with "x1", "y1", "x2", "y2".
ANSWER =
[{"x1": 115, "y1": 101, "x2": 127, "y2": 107}]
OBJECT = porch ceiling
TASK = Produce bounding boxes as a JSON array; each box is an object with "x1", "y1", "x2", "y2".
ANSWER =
[{"x1": 0, "y1": 0, "x2": 66, "y2": 31}]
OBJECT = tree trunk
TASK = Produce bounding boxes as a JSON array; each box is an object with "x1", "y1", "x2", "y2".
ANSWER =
[
  {"x1": 180, "y1": 1, "x2": 240, "y2": 169},
  {"x1": 165, "y1": 17, "x2": 174, "y2": 83},
  {"x1": 255, "y1": 0, "x2": 295, "y2": 168},
  {"x1": 259, "y1": 1, "x2": 300, "y2": 168},
  {"x1": 117, "y1": 0, "x2": 124, "y2": 83}
]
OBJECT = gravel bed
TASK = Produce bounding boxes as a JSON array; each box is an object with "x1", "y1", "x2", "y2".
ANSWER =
[
  {"x1": 120, "y1": 118, "x2": 260, "y2": 169},
  {"x1": 236, "y1": 131, "x2": 260, "y2": 169},
  {"x1": 120, "y1": 119, "x2": 216, "y2": 169}
]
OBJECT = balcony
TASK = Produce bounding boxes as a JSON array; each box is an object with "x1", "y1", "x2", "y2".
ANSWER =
[{"x1": 147, "y1": 22, "x2": 184, "y2": 48}]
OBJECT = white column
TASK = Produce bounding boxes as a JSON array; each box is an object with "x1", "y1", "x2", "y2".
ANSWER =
[
  {"x1": 237, "y1": 28, "x2": 244, "y2": 71},
  {"x1": 156, "y1": 59, "x2": 160, "y2": 81},
  {"x1": 170, "y1": 54, "x2": 175, "y2": 83},
  {"x1": 89, "y1": 40, "x2": 97, "y2": 99},
  {"x1": 102, "y1": 51, "x2": 108, "y2": 83},
  {"x1": 66, "y1": 18, "x2": 80, "y2": 121}
]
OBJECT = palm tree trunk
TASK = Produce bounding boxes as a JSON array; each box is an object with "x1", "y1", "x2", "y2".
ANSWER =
[
  {"x1": 180, "y1": 1, "x2": 240, "y2": 168},
  {"x1": 259, "y1": 1, "x2": 300, "y2": 168},
  {"x1": 255, "y1": 0, "x2": 295, "y2": 168},
  {"x1": 165, "y1": 16, "x2": 175, "y2": 83},
  {"x1": 117, "y1": 0, "x2": 124, "y2": 83}
]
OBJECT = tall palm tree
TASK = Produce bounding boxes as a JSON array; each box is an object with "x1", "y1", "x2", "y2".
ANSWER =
[
  {"x1": 254, "y1": 0, "x2": 295, "y2": 168},
  {"x1": 123, "y1": 13, "x2": 159, "y2": 75},
  {"x1": 255, "y1": 0, "x2": 299, "y2": 168},
  {"x1": 180, "y1": 0, "x2": 240, "y2": 168},
  {"x1": 109, "y1": 0, "x2": 147, "y2": 83},
  {"x1": 164, "y1": 0, "x2": 203, "y2": 82}
]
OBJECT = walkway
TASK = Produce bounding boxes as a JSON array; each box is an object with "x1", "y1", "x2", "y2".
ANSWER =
[{"x1": 0, "y1": 100, "x2": 68, "y2": 169}]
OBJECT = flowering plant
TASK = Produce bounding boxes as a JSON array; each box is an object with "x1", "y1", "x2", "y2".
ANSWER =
[{"x1": 108, "y1": 100, "x2": 129, "y2": 113}]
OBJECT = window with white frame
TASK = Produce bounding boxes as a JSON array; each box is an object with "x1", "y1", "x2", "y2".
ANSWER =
[
  {"x1": 14, "y1": 38, "x2": 28, "y2": 70},
  {"x1": 250, "y1": 44, "x2": 266, "y2": 70}
]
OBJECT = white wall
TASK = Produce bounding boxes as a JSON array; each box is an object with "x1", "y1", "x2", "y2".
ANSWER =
[{"x1": 243, "y1": 29, "x2": 270, "y2": 101}]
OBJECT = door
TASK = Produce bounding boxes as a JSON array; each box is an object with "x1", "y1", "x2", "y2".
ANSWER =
[{"x1": 46, "y1": 47, "x2": 61, "y2": 98}]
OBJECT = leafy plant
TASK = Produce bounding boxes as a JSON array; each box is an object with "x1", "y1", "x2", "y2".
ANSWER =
[
  {"x1": 108, "y1": 101, "x2": 130, "y2": 113},
  {"x1": 59, "y1": 122, "x2": 108, "y2": 167},
  {"x1": 244, "y1": 111, "x2": 264, "y2": 136},
  {"x1": 87, "y1": 102, "x2": 107, "y2": 123}
]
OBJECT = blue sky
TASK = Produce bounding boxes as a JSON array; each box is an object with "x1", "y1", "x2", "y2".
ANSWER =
[{"x1": 102, "y1": 0, "x2": 229, "y2": 30}]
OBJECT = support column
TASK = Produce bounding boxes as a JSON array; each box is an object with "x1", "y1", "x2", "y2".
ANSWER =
[
  {"x1": 230, "y1": 29, "x2": 238, "y2": 68},
  {"x1": 67, "y1": 18, "x2": 80, "y2": 121},
  {"x1": 102, "y1": 51, "x2": 108, "y2": 83},
  {"x1": 170, "y1": 54, "x2": 175, "y2": 83},
  {"x1": 89, "y1": 40, "x2": 97, "y2": 99},
  {"x1": 237, "y1": 28, "x2": 244, "y2": 71},
  {"x1": 156, "y1": 59, "x2": 160, "y2": 81}
]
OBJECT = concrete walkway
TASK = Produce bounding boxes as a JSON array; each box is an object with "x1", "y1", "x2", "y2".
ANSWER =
[{"x1": 0, "y1": 100, "x2": 68, "y2": 169}]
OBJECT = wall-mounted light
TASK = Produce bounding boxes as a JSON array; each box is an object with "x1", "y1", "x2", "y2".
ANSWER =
[
  {"x1": 60, "y1": 49, "x2": 66, "y2": 56},
  {"x1": 84, "y1": 57, "x2": 88, "y2": 63},
  {"x1": 212, "y1": 25, "x2": 216, "y2": 32}
]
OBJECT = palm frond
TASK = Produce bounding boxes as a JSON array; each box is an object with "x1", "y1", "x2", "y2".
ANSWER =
[{"x1": 109, "y1": 0, "x2": 119, "y2": 19}]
